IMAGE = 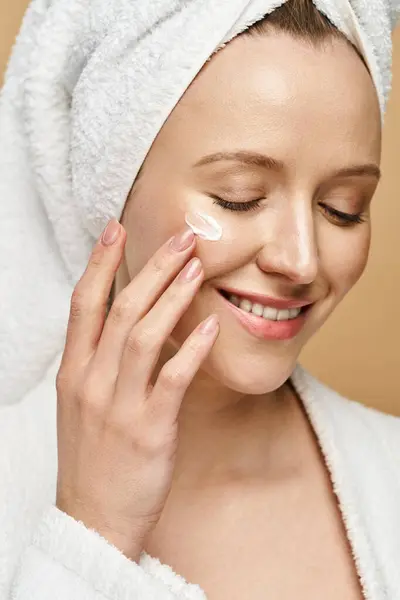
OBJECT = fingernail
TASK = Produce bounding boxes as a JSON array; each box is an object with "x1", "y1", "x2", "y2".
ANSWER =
[
  {"x1": 101, "y1": 219, "x2": 121, "y2": 246},
  {"x1": 179, "y1": 257, "x2": 202, "y2": 282},
  {"x1": 199, "y1": 314, "x2": 219, "y2": 334},
  {"x1": 170, "y1": 228, "x2": 195, "y2": 252}
]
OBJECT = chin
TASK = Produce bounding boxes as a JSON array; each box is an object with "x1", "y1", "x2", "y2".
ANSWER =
[
  {"x1": 200, "y1": 341, "x2": 299, "y2": 395},
  {"x1": 169, "y1": 307, "x2": 306, "y2": 395}
]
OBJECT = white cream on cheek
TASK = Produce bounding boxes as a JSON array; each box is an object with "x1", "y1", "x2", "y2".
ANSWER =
[{"x1": 184, "y1": 210, "x2": 223, "y2": 241}]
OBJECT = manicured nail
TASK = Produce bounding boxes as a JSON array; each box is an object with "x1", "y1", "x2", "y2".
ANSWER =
[
  {"x1": 170, "y1": 228, "x2": 195, "y2": 252},
  {"x1": 179, "y1": 257, "x2": 202, "y2": 282},
  {"x1": 199, "y1": 314, "x2": 219, "y2": 334},
  {"x1": 101, "y1": 219, "x2": 121, "y2": 246}
]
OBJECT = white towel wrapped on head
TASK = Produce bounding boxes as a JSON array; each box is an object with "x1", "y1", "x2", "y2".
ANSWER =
[{"x1": 0, "y1": 0, "x2": 399, "y2": 406}]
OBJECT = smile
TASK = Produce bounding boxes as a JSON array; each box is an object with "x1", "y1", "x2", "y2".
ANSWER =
[
  {"x1": 222, "y1": 292, "x2": 301, "y2": 321},
  {"x1": 217, "y1": 289, "x2": 312, "y2": 341}
]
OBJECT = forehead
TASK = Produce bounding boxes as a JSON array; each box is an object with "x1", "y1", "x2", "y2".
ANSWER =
[{"x1": 172, "y1": 31, "x2": 381, "y2": 166}]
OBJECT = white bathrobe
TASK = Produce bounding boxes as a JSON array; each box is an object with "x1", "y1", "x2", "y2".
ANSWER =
[
  {"x1": 1, "y1": 2, "x2": 400, "y2": 598},
  {"x1": 1, "y1": 352, "x2": 400, "y2": 600}
]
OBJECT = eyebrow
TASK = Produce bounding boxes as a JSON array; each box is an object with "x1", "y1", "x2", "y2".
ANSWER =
[
  {"x1": 330, "y1": 164, "x2": 381, "y2": 180},
  {"x1": 194, "y1": 151, "x2": 284, "y2": 171},
  {"x1": 194, "y1": 150, "x2": 381, "y2": 181}
]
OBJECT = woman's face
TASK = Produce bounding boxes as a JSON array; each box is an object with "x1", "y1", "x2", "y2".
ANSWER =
[{"x1": 119, "y1": 30, "x2": 381, "y2": 395}]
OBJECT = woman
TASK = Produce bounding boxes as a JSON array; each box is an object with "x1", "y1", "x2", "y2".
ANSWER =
[{"x1": 1, "y1": 0, "x2": 400, "y2": 598}]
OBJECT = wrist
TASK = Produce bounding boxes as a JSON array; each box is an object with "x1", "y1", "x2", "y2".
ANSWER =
[
  {"x1": 96, "y1": 526, "x2": 145, "y2": 562},
  {"x1": 56, "y1": 502, "x2": 145, "y2": 562}
]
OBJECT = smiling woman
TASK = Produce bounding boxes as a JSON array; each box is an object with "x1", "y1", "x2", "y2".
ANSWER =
[
  {"x1": 1, "y1": 1, "x2": 400, "y2": 600},
  {"x1": 112, "y1": 0, "x2": 382, "y2": 399}
]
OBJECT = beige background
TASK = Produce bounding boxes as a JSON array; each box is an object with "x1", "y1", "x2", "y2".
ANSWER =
[{"x1": 1, "y1": 2, "x2": 399, "y2": 414}]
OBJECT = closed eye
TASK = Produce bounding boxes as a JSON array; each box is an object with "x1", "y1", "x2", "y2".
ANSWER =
[
  {"x1": 211, "y1": 195, "x2": 366, "y2": 225},
  {"x1": 319, "y1": 203, "x2": 366, "y2": 226},
  {"x1": 211, "y1": 195, "x2": 263, "y2": 212}
]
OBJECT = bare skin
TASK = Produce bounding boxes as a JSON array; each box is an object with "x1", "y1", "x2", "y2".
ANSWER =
[
  {"x1": 144, "y1": 391, "x2": 364, "y2": 599},
  {"x1": 57, "y1": 31, "x2": 380, "y2": 599}
]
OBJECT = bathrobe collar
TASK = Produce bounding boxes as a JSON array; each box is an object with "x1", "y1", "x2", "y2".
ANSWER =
[
  {"x1": 138, "y1": 364, "x2": 400, "y2": 600},
  {"x1": 290, "y1": 365, "x2": 400, "y2": 600}
]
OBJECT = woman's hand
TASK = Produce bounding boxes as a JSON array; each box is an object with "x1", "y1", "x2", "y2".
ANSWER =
[{"x1": 55, "y1": 219, "x2": 219, "y2": 562}]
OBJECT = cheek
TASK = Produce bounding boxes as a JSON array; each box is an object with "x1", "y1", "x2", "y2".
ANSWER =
[
  {"x1": 124, "y1": 181, "x2": 250, "y2": 280},
  {"x1": 195, "y1": 219, "x2": 255, "y2": 278},
  {"x1": 320, "y1": 225, "x2": 371, "y2": 297}
]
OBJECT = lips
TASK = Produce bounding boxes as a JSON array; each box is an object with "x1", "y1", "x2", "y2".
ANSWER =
[
  {"x1": 218, "y1": 287, "x2": 313, "y2": 311},
  {"x1": 216, "y1": 288, "x2": 311, "y2": 341}
]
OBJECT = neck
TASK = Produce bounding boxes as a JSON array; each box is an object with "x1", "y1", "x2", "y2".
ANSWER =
[{"x1": 154, "y1": 344, "x2": 305, "y2": 489}]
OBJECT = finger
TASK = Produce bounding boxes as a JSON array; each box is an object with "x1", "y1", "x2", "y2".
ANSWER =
[
  {"x1": 148, "y1": 314, "x2": 220, "y2": 425},
  {"x1": 91, "y1": 227, "x2": 196, "y2": 381},
  {"x1": 61, "y1": 219, "x2": 125, "y2": 369},
  {"x1": 111, "y1": 257, "x2": 204, "y2": 415}
]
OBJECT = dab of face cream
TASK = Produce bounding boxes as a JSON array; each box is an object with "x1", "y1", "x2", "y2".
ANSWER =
[{"x1": 184, "y1": 210, "x2": 223, "y2": 241}]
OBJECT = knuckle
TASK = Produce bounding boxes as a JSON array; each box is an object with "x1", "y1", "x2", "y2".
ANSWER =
[
  {"x1": 69, "y1": 287, "x2": 87, "y2": 320},
  {"x1": 159, "y1": 365, "x2": 187, "y2": 392},
  {"x1": 89, "y1": 245, "x2": 104, "y2": 270},
  {"x1": 75, "y1": 374, "x2": 97, "y2": 406},
  {"x1": 75, "y1": 378, "x2": 92, "y2": 406},
  {"x1": 140, "y1": 430, "x2": 172, "y2": 456},
  {"x1": 81, "y1": 398, "x2": 106, "y2": 422},
  {"x1": 125, "y1": 327, "x2": 156, "y2": 356},
  {"x1": 55, "y1": 368, "x2": 71, "y2": 394},
  {"x1": 108, "y1": 411, "x2": 140, "y2": 442},
  {"x1": 107, "y1": 407, "x2": 142, "y2": 437},
  {"x1": 130, "y1": 421, "x2": 171, "y2": 456},
  {"x1": 109, "y1": 294, "x2": 135, "y2": 325},
  {"x1": 152, "y1": 252, "x2": 168, "y2": 277},
  {"x1": 75, "y1": 378, "x2": 107, "y2": 419}
]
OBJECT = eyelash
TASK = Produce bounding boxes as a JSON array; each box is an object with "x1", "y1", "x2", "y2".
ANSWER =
[
  {"x1": 319, "y1": 203, "x2": 366, "y2": 226},
  {"x1": 212, "y1": 196, "x2": 366, "y2": 226},
  {"x1": 211, "y1": 196, "x2": 262, "y2": 212}
]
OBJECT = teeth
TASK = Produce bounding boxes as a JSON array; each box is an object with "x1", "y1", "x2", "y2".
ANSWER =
[
  {"x1": 227, "y1": 293, "x2": 302, "y2": 321},
  {"x1": 239, "y1": 299, "x2": 252, "y2": 313},
  {"x1": 263, "y1": 306, "x2": 278, "y2": 320},
  {"x1": 229, "y1": 294, "x2": 241, "y2": 307},
  {"x1": 251, "y1": 303, "x2": 264, "y2": 317},
  {"x1": 276, "y1": 309, "x2": 290, "y2": 321}
]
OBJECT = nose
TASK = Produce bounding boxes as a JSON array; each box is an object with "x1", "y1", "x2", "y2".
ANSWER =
[{"x1": 256, "y1": 201, "x2": 319, "y2": 285}]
